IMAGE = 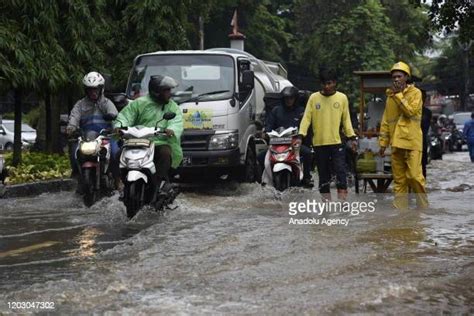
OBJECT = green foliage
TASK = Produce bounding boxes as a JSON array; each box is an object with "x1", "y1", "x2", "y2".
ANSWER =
[
  {"x1": 421, "y1": 0, "x2": 473, "y2": 42},
  {"x1": 3, "y1": 152, "x2": 71, "y2": 184},
  {"x1": 245, "y1": 4, "x2": 293, "y2": 61},
  {"x1": 102, "y1": 0, "x2": 192, "y2": 89},
  {"x1": 382, "y1": 0, "x2": 432, "y2": 59},
  {"x1": 23, "y1": 106, "x2": 41, "y2": 129},
  {"x1": 431, "y1": 36, "x2": 474, "y2": 96},
  {"x1": 293, "y1": 0, "x2": 432, "y2": 100}
]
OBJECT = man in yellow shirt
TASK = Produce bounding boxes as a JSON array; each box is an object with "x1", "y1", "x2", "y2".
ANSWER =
[
  {"x1": 299, "y1": 69, "x2": 356, "y2": 200},
  {"x1": 379, "y1": 61, "x2": 428, "y2": 209}
]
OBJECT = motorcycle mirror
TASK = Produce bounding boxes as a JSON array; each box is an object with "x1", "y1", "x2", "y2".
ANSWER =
[
  {"x1": 163, "y1": 112, "x2": 176, "y2": 121},
  {"x1": 103, "y1": 113, "x2": 117, "y2": 121}
]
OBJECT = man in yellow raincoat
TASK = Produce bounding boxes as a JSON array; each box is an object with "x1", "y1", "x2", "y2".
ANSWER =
[{"x1": 379, "y1": 62, "x2": 428, "y2": 209}]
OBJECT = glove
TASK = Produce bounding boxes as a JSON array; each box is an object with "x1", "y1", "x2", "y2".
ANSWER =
[
  {"x1": 165, "y1": 129, "x2": 175, "y2": 137},
  {"x1": 350, "y1": 139, "x2": 358, "y2": 152},
  {"x1": 66, "y1": 126, "x2": 76, "y2": 135}
]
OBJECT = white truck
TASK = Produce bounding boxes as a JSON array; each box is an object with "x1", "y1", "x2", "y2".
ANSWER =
[{"x1": 124, "y1": 48, "x2": 292, "y2": 181}]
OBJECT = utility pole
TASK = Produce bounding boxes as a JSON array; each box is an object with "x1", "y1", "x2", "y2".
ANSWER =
[
  {"x1": 199, "y1": 16, "x2": 204, "y2": 50},
  {"x1": 458, "y1": 40, "x2": 473, "y2": 111}
]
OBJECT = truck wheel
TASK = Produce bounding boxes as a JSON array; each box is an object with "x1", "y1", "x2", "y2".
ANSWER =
[{"x1": 242, "y1": 145, "x2": 258, "y2": 183}]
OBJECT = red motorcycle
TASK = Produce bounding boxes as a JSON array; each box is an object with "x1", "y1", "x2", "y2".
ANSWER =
[{"x1": 262, "y1": 127, "x2": 303, "y2": 191}]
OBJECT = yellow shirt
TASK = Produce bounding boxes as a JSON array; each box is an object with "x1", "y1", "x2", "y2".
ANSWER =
[
  {"x1": 379, "y1": 84, "x2": 423, "y2": 151},
  {"x1": 299, "y1": 91, "x2": 355, "y2": 146}
]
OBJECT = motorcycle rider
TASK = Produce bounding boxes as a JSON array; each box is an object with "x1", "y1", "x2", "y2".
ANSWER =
[
  {"x1": 463, "y1": 112, "x2": 474, "y2": 162},
  {"x1": 67, "y1": 71, "x2": 120, "y2": 190},
  {"x1": 114, "y1": 75, "x2": 183, "y2": 194},
  {"x1": 299, "y1": 68, "x2": 357, "y2": 200},
  {"x1": 259, "y1": 85, "x2": 313, "y2": 187}
]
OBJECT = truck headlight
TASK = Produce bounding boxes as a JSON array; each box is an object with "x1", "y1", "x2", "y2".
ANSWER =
[{"x1": 208, "y1": 132, "x2": 238, "y2": 150}]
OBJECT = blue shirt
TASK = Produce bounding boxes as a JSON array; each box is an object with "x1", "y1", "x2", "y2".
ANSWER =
[{"x1": 463, "y1": 119, "x2": 474, "y2": 141}]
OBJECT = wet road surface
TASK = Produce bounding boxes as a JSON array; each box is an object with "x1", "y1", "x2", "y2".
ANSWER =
[{"x1": 0, "y1": 152, "x2": 473, "y2": 314}]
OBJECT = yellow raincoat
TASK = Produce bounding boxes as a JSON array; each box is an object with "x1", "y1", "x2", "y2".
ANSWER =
[{"x1": 379, "y1": 84, "x2": 428, "y2": 208}]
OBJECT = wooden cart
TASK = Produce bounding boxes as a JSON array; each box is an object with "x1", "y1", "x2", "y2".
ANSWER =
[{"x1": 353, "y1": 71, "x2": 393, "y2": 194}]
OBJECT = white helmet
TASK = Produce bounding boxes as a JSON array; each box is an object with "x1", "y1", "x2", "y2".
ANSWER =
[{"x1": 82, "y1": 71, "x2": 105, "y2": 88}]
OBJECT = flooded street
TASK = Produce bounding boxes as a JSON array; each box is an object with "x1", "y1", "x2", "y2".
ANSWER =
[{"x1": 1, "y1": 152, "x2": 473, "y2": 314}]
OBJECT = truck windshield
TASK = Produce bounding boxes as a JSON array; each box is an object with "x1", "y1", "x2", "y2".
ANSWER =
[{"x1": 127, "y1": 54, "x2": 234, "y2": 103}]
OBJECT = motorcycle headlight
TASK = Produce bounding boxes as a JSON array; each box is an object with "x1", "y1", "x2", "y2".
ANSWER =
[
  {"x1": 208, "y1": 132, "x2": 238, "y2": 150},
  {"x1": 127, "y1": 159, "x2": 143, "y2": 169},
  {"x1": 271, "y1": 149, "x2": 290, "y2": 161},
  {"x1": 80, "y1": 141, "x2": 99, "y2": 155},
  {"x1": 275, "y1": 152, "x2": 290, "y2": 161}
]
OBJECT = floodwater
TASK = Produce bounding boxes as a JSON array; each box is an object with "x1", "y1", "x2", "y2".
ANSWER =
[{"x1": 0, "y1": 153, "x2": 473, "y2": 314}]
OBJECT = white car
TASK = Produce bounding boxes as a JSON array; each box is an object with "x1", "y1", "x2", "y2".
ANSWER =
[{"x1": 0, "y1": 119, "x2": 37, "y2": 150}]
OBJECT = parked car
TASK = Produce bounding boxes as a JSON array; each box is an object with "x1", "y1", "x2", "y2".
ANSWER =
[
  {"x1": 453, "y1": 112, "x2": 471, "y2": 133},
  {"x1": 0, "y1": 119, "x2": 37, "y2": 150}
]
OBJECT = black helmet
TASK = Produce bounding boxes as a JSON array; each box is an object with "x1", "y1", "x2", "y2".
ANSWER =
[
  {"x1": 149, "y1": 75, "x2": 178, "y2": 100},
  {"x1": 281, "y1": 86, "x2": 299, "y2": 99}
]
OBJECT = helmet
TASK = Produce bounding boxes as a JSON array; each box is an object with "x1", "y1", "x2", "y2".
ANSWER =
[
  {"x1": 390, "y1": 61, "x2": 411, "y2": 77},
  {"x1": 281, "y1": 86, "x2": 299, "y2": 99},
  {"x1": 148, "y1": 75, "x2": 178, "y2": 94},
  {"x1": 82, "y1": 71, "x2": 105, "y2": 88}
]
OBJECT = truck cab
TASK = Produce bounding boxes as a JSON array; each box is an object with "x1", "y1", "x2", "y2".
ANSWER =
[{"x1": 125, "y1": 48, "x2": 291, "y2": 181}]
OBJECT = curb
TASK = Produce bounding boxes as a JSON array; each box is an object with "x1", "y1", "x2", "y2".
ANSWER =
[{"x1": 0, "y1": 179, "x2": 76, "y2": 199}]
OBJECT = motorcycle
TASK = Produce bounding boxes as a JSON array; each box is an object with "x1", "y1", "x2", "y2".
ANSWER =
[
  {"x1": 118, "y1": 112, "x2": 179, "y2": 219},
  {"x1": 449, "y1": 127, "x2": 465, "y2": 152},
  {"x1": 262, "y1": 126, "x2": 303, "y2": 191},
  {"x1": 440, "y1": 127, "x2": 452, "y2": 153},
  {"x1": 74, "y1": 127, "x2": 115, "y2": 207},
  {"x1": 429, "y1": 129, "x2": 443, "y2": 160}
]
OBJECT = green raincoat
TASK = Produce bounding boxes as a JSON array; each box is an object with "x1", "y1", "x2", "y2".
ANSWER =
[{"x1": 114, "y1": 95, "x2": 183, "y2": 168}]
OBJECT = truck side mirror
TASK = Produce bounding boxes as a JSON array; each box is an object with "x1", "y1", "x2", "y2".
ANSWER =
[
  {"x1": 108, "y1": 92, "x2": 129, "y2": 109},
  {"x1": 239, "y1": 70, "x2": 254, "y2": 91}
]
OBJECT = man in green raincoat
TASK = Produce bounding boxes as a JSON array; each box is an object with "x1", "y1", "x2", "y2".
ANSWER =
[{"x1": 114, "y1": 75, "x2": 183, "y2": 186}]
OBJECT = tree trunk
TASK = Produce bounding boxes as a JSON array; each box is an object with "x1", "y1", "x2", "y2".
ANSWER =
[
  {"x1": 51, "y1": 93, "x2": 62, "y2": 153},
  {"x1": 463, "y1": 48, "x2": 470, "y2": 111},
  {"x1": 12, "y1": 89, "x2": 22, "y2": 166},
  {"x1": 45, "y1": 90, "x2": 52, "y2": 152}
]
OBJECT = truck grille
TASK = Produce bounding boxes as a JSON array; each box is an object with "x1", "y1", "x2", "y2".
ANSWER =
[{"x1": 181, "y1": 130, "x2": 214, "y2": 151}]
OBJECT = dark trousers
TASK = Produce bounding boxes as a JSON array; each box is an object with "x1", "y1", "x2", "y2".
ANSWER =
[
  {"x1": 314, "y1": 144, "x2": 347, "y2": 193},
  {"x1": 468, "y1": 139, "x2": 474, "y2": 162},
  {"x1": 258, "y1": 144, "x2": 312, "y2": 179},
  {"x1": 154, "y1": 145, "x2": 172, "y2": 181},
  {"x1": 422, "y1": 141, "x2": 428, "y2": 178}
]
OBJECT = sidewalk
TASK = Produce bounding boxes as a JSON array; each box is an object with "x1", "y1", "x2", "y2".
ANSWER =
[{"x1": 0, "y1": 178, "x2": 76, "y2": 199}]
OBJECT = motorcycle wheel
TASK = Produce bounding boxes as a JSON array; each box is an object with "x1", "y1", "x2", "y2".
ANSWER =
[
  {"x1": 82, "y1": 168, "x2": 96, "y2": 207},
  {"x1": 125, "y1": 180, "x2": 145, "y2": 219},
  {"x1": 273, "y1": 170, "x2": 291, "y2": 192}
]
